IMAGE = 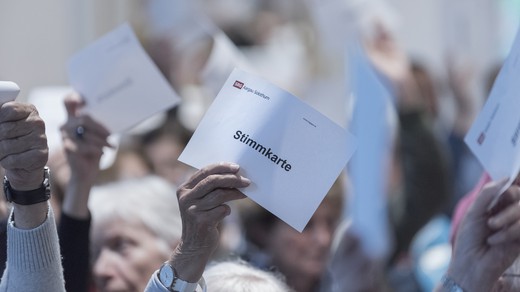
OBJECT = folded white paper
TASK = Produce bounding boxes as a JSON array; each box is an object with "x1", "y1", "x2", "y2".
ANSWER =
[
  {"x1": 465, "y1": 26, "x2": 520, "y2": 193},
  {"x1": 67, "y1": 23, "x2": 180, "y2": 133},
  {"x1": 179, "y1": 68, "x2": 357, "y2": 232}
]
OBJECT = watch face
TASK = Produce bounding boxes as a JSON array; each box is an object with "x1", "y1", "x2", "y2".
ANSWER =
[{"x1": 159, "y1": 264, "x2": 175, "y2": 287}]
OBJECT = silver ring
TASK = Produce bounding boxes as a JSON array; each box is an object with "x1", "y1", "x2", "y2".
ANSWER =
[{"x1": 75, "y1": 126, "x2": 85, "y2": 140}]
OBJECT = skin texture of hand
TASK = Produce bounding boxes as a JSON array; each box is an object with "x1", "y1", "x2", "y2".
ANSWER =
[
  {"x1": 328, "y1": 224, "x2": 386, "y2": 292},
  {"x1": 60, "y1": 93, "x2": 111, "y2": 218},
  {"x1": 363, "y1": 21, "x2": 423, "y2": 112},
  {"x1": 446, "y1": 56, "x2": 477, "y2": 136},
  {"x1": 446, "y1": 180, "x2": 520, "y2": 292},
  {"x1": 168, "y1": 162, "x2": 250, "y2": 283},
  {"x1": 0, "y1": 101, "x2": 49, "y2": 229},
  {"x1": 0, "y1": 102, "x2": 48, "y2": 190}
]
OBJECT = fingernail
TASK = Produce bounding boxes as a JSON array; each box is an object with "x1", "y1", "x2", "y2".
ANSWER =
[
  {"x1": 241, "y1": 176, "x2": 251, "y2": 185},
  {"x1": 229, "y1": 163, "x2": 240, "y2": 171}
]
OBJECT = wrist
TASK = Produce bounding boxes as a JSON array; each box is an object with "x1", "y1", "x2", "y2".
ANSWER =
[
  {"x1": 4, "y1": 167, "x2": 51, "y2": 206},
  {"x1": 6, "y1": 168, "x2": 46, "y2": 190},
  {"x1": 12, "y1": 201, "x2": 48, "y2": 229},
  {"x1": 62, "y1": 181, "x2": 91, "y2": 219},
  {"x1": 446, "y1": 265, "x2": 494, "y2": 292},
  {"x1": 168, "y1": 242, "x2": 212, "y2": 283}
]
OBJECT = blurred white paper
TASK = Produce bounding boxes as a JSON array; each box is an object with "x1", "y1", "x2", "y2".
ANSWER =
[
  {"x1": 28, "y1": 86, "x2": 120, "y2": 170},
  {"x1": 464, "y1": 26, "x2": 520, "y2": 194},
  {"x1": 67, "y1": 23, "x2": 180, "y2": 133},
  {"x1": 179, "y1": 68, "x2": 357, "y2": 232},
  {"x1": 347, "y1": 44, "x2": 392, "y2": 259}
]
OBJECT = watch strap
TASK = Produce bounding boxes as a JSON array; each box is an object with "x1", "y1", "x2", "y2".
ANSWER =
[
  {"x1": 3, "y1": 167, "x2": 51, "y2": 205},
  {"x1": 159, "y1": 262, "x2": 204, "y2": 292},
  {"x1": 441, "y1": 274, "x2": 465, "y2": 292},
  {"x1": 172, "y1": 279, "x2": 198, "y2": 292}
]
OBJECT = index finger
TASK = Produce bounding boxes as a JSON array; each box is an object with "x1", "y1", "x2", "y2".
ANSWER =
[
  {"x1": 182, "y1": 162, "x2": 240, "y2": 189},
  {"x1": 0, "y1": 102, "x2": 35, "y2": 123},
  {"x1": 63, "y1": 92, "x2": 85, "y2": 118}
]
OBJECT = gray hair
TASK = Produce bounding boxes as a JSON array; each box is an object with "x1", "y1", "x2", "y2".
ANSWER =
[
  {"x1": 89, "y1": 175, "x2": 182, "y2": 249},
  {"x1": 204, "y1": 260, "x2": 291, "y2": 292}
]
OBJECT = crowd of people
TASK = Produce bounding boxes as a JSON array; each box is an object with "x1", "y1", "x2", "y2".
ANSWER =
[{"x1": 0, "y1": 0, "x2": 518, "y2": 291}]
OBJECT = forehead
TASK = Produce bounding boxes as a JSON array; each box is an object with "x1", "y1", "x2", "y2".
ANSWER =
[{"x1": 91, "y1": 216, "x2": 156, "y2": 243}]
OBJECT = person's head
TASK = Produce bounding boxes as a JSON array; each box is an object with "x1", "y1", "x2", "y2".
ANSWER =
[
  {"x1": 89, "y1": 176, "x2": 182, "y2": 292},
  {"x1": 204, "y1": 260, "x2": 291, "y2": 292},
  {"x1": 241, "y1": 176, "x2": 344, "y2": 291},
  {"x1": 140, "y1": 109, "x2": 194, "y2": 186}
]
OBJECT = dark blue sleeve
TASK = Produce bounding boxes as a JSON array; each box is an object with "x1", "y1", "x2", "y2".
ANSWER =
[{"x1": 59, "y1": 212, "x2": 91, "y2": 292}]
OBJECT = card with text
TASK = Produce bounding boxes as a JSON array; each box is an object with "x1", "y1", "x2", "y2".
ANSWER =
[
  {"x1": 179, "y1": 68, "x2": 357, "y2": 232},
  {"x1": 465, "y1": 26, "x2": 520, "y2": 193},
  {"x1": 68, "y1": 23, "x2": 180, "y2": 133}
]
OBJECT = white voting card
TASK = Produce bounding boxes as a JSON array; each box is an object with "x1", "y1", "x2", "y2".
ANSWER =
[
  {"x1": 465, "y1": 26, "x2": 520, "y2": 194},
  {"x1": 179, "y1": 68, "x2": 357, "y2": 232},
  {"x1": 347, "y1": 44, "x2": 393, "y2": 259},
  {"x1": 67, "y1": 23, "x2": 180, "y2": 133},
  {"x1": 0, "y1": 81, "x2": 20, "y2": 103}
]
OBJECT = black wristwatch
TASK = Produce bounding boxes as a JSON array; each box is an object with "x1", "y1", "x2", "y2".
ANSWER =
[{"x1": 3, "y1": 166, "x2": 51, "y2": 205}]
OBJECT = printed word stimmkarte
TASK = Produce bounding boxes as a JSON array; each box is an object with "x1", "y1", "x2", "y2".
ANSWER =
[{"x1": 233, "y1": 130, "x2": 292, "y2": 171}]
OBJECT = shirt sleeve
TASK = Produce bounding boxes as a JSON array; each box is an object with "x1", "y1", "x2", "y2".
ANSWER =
[
  {"x1": 0, "y1": 203, "x2": 65, "y2": 292},
  {"x1": 144, "y1": 271, "x2": 170, "y2": 292},
  {"x1": 59, "y1": 212, "x2": 91, "y2": 292}
]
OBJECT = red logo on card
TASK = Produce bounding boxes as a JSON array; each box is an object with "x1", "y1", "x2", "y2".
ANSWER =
[
  {"x1": 233, "y1": 80, "x2": 244, "y2": 89},
  {"x1": 477, "y1": 133, "x2": 485, "y2": 145}
]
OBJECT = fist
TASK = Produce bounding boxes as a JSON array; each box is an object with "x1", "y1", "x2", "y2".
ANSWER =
[{"x1": 0, "y1": 102, "x2": 48, "y2": 190}]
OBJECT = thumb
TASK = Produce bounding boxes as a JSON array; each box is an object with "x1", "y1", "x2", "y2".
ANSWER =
[{"x1": 63, "y1": 92, "x2": 85, "y2": 118}]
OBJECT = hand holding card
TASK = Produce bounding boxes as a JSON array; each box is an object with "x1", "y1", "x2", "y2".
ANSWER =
[{"x1": 178, "y1": 68, "x2": 356, "y2": 232}]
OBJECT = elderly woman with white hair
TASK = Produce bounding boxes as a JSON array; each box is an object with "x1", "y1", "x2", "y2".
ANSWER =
[
  {"x1": 89, "y1": 175, "x2": 182, "y2": 292},
  {"x1": 203, "y1": 260, "x2": 290, "y2": 292}
]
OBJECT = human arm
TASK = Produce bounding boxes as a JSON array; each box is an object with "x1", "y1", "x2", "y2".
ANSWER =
[
  {"x1": 58, "y1": 93, "x2": 111, "y2": 292},
  {"x1": 0, "y1": 101, "x2": 65, "y2": 291},
  {"x1": 389, "y1": 105, "x2": 451, "y2": 259},
  {"x1": 60, "y1": 93, "x2": 111, "y2": 219},
  {"x1": 325, "y1": 222, "x2": 387, "y2": 292},
  {"x1": 365, "y1": 24, "x2": 451, "y2": 260},
  {"x1": 435, "y1": 180, "x2": 520, "y2": 292},
  {"x1": 446, "y1": 58, "x2": 478, "y2": 137},
  {"x1": 145, "y1": 162, "x2": 250, "y2": 291}
]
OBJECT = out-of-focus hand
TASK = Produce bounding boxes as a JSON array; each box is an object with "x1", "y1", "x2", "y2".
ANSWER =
[
  {"x1": 0, "y1": 101, "x2": 48, "y2": 190},
  {"x1": 60, "y1": 93, "x2": 111, "y2": 187},
  {"x1": 446, "y1": 180, "x2": 520, "y2": 292},
  {"x1": 169, "y1": 162, "x2": 250, "y2": 282},
  {"x1": 364, "y1": 22, "x2": 410, "y2": 86},
  {"x1": 328, "y1": 224, "x2": 386, "y2": 292},
  {"x1": 364, "y1": 22, "x2": 422, "y2": 112},
  {"x1": 446, "y1": 56, "x2": 477, "y2": 135},
  {"x1": 59, "y1": 93, "x2": 111, "y2": 218}
]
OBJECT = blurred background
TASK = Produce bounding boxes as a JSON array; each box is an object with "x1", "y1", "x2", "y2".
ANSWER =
[
  {"x1": 0, "y1": 0, "x2": 518, "y2": 103},
  {"x1": 1, "y1": 1, "x2": 520, "y2": 291}
]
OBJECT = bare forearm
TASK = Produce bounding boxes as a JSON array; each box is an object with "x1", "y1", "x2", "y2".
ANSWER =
[{"x1": 62, "y1": 178, "x2": 92, "y2": 219}]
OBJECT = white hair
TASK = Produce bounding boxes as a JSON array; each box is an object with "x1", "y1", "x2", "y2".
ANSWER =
[
  {"x1": 204, "y1": 260, "x2": 291, "y2": 292},
  {"x1": 89, "y1": 176, "x2": 182, "y2": 249}
]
